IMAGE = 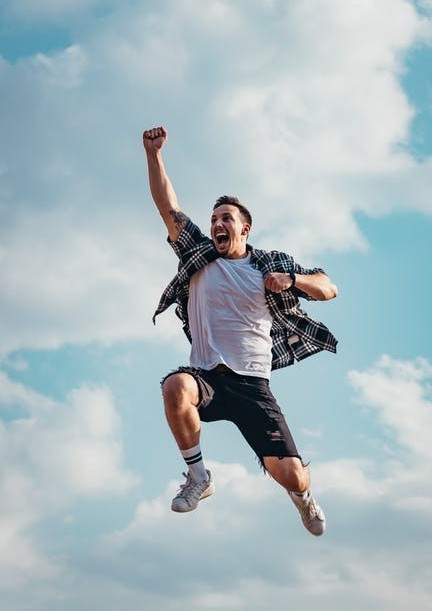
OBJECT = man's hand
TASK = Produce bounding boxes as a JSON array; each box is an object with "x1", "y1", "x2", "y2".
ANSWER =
[
  {"x1": 264, "y1": 272, "x2": 294, "y2": 293},
  {"x1": 143, "y1": 126, "x2": 167, "y2": 153},
  {"x1": 265, "y1": 271, "x2": 338, "y2": 300}
]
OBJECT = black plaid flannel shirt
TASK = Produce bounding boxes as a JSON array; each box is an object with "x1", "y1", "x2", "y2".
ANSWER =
[{"x1": 153, "y1": 219, "x2": 337, "y2": 370}]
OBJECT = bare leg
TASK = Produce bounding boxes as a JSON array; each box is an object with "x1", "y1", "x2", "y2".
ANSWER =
[
  {"x1": 263, "y1": 456, "x2": 310, "y2": 493},
  {"x1": 163, "y1": 372, "x2": 214, "y2": 513},
  {"x1": 162, "y1": 372, "x2": 201, "y2": 450}
]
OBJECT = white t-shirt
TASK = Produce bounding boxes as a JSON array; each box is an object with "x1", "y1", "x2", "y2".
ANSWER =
[{"x1": 188, "y1": 254, "x2": 273, "y2": 378}]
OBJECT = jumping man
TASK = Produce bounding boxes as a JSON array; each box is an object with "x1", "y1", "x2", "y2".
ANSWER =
[{"x1": 143, "y1": 126, "x2": 338, "y2": 536}]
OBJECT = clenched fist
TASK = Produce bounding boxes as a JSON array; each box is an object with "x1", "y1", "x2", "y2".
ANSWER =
[
  {"x1": 143, "y1": 126, "x2": 167, "y2": 152},
  {"x1": 264, "y1": 272, "x2": 295, "y2": 293}
]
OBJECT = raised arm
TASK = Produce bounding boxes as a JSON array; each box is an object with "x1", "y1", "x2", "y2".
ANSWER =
[
  {"x1": 142, "y1": 126, "x2": 188, "y2": 241},
  {"x1": 264, "y1": 271, "x2": 338, "y2": 301}
]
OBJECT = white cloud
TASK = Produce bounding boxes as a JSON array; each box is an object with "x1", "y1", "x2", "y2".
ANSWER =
[
  {"x1": 212, "y1": 0, "x2": 432, "y2": 256},
  {"x1": 348, "y1": 354, "x2": 432, "y2": 459},
  {"x1": 103, "y1": 461, "x2": 276, "y2": 553},
  {"x1": 87, "y1": 453, "x2": 431, "y2": 611},
  {"x1": 0, "y1": 371, "x2": 138, "y2": 586},
  {"x1": 308, "y1": 355, "x2": 432, "y2": 515},
  {"x1": 30, "y1": 45, "x2": 87, "y2": 89},
  {"x1": 263, "y1": 354, "x2": 432, "y2": 520},
  {"x1": 0, "y1": 206, "x2": 180, "y2": 355},
  {"x1": 313, "y1": 458, "x2": 384, "y2": 499}
]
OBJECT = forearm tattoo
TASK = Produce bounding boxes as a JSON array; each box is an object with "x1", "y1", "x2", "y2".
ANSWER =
[{"x1": 169, "y1": 210, "x2": 189, "y2": 230}]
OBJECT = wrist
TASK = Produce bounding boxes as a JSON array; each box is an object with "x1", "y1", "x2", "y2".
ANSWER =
[
  {"x1": 289, "y1": 270, "x2": 296, "y2": 288},
  {"x1": 146, "y1": 147, "x2": 162, "y2": 159}
]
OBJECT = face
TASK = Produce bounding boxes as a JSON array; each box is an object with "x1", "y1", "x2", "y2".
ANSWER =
[{"x1": 210, "y1": 204, "x2": 250, "y2": 259}]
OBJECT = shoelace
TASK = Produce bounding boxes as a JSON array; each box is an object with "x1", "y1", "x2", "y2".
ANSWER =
[
  {"x1": 176, "y1": 473, "x2": 207, "y2": 499},
  {"x1": 302, "y1": 496, "x2": 322, "y2": 521}
]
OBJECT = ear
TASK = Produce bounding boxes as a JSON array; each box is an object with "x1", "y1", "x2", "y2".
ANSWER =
[{"x1": 242, "y1": 223, "x2": 251, "y2": 236}]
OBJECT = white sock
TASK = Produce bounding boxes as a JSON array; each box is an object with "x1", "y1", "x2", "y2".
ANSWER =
[
  {"x1": 293, "y1": 490, "x2": 309, "y2": 500},
  {"x1": 180, "y1": 444, "x2": 208, "y2": 482}
]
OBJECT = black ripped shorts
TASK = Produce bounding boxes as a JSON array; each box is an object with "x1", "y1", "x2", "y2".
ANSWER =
[{"x1": 161, "y1": 365, "x2": 302, "y2": 469}]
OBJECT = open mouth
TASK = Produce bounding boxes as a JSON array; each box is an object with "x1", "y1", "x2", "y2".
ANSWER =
[{"x1": 215, "y1": 233, "x2": 229, "y2": 246}]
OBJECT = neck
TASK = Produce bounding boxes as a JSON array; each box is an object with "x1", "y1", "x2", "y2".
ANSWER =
[{"x1": 226, "y1": 251, "x2": 248, "y2": 259}]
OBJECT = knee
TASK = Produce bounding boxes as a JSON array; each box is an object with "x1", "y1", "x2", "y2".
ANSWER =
[
  {"x1": 162, "y1": 373, "x2": 199, "y2": 408},
  {"x1": 264, "y1": 456, "x2": 310, "y2": 493},
  {"x1": 289, "y1": 460, "x2": 309, "y2": 493}
]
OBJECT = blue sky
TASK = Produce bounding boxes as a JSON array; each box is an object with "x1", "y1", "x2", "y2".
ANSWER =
[{"x1": 0, "y1": 1, "x2": 431, "y2": 609}]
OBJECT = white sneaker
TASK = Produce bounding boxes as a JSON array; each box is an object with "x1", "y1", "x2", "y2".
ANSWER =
[
  {"x1": 171, "y1": 469, "x2": 215, "y2": 513},
  {"x1": 289, "y1": 490, "x2": 326, "y2": 536}
]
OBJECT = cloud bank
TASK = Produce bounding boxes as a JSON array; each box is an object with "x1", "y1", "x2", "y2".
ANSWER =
[{"x1": 0, "y1": 371, "x2": 138, "y2": 587}]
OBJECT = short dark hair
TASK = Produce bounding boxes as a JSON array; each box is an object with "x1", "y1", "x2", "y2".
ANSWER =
[{"x1": 213, "y1": 195, "x2": 252, "y2": 227}]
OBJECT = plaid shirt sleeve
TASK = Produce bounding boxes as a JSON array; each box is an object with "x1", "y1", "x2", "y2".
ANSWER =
[
  {"x1": 254, "y1": 248, "x2": 324, "y2": 300},
  {"x1": 168, "y1": 219, "x2": 210, "y2": 259},
  {"x1": 152, "y1": 219, "x2": 219, "y2": 330},
  {"x1": 251, "y1": 248, "x2": 338, "y2": 369}
]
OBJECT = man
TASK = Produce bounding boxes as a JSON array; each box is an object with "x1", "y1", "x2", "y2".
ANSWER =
[{"x1": 143, "y1": 125, "x2": 338, "y2": 536}]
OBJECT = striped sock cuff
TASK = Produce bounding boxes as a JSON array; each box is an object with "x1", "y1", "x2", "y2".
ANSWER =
[{"x1": 184, "y1": 451, "x2": 202, "y2": 466}]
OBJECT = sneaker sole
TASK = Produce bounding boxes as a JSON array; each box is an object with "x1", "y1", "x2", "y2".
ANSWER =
[{"x1": 171, "y1": 484, "x2": 215, "y2": 513}]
